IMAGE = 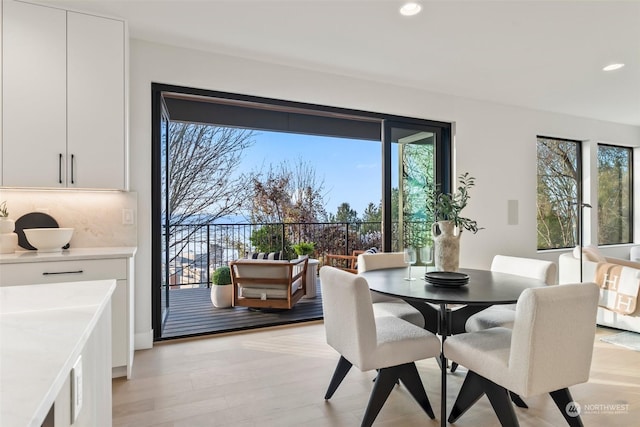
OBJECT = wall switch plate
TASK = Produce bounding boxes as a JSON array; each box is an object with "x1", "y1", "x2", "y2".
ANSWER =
[
  {"x1": 122, "y1": 209, "x2": 134, "y2": 225},
  {"x1": 71, "y1": 356, "x2": 83, "y2": 424}
]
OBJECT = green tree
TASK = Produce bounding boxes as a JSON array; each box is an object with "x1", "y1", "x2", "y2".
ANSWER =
[
  {"x1": 332, "y1": 202, "x2": 359, "y2": 223},
  {"x1": 362, "y1": 202, "x2": 381, "y2": 222},
  {"x1": 247, "y1": 158, "x2": 327, "y2": 257},
  {"x1": 248, "y1": 158, "x2": 326, "y2": 224},
  {"x1": 598, "y1": 145, "x2": 631, "y2": 244},
  {"x1": 249, "y1": 224, "x2": 287, "y2": 254},
  {"x1": 536, "y1": 137, "x2": 579, "y2": 249}
]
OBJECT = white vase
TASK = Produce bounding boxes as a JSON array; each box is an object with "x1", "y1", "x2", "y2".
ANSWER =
[
  {"x1": 298, "y1": 254, "x2": 309, "y2": 259},
  {"x1": 0, "y1": 233, "x2": 18, "y2": 254},
  {"x1": 432, "y1": 220, "x2": 461, "y2": 271},
  {"x1": 210, "y1": 284, "x2": 233, "y2": 308},
  {"x1": 0, "y1": 218, "x2": 15, "y2": 234},
  {"x1": 0, "y1": 218, "x2": 17, "y2": 254}
]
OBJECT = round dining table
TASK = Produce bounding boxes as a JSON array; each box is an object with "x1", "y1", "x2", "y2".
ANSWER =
[{"x1": 360, "y1": 266, "x2": 547, "y2": 427}]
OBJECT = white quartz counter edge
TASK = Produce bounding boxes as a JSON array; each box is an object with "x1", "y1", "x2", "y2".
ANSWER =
[
  {"x1": 0, "y1": 246, "x2": 137, "y2": 263},
  {"x1": 0, "y1": 280, "x2": 116, "y2": 427}
]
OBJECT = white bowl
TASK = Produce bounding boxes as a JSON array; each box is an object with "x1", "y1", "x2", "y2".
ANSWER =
[{"x1": 23, "y1": 228, "x2": 74, "y2": 252}]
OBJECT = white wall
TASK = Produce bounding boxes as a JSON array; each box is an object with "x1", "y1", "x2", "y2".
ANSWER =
[{"x1": 129, "y1": 39, "x2": 640, "y2": 347}]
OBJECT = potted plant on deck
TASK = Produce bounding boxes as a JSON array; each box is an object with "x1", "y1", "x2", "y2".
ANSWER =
[
  {"x1": 211, "y1": 265, "x2": 233, "y2": 308},
  {"x1": 292, "y1": 242, "x2": 315, "y2": 259},
  {"x1": 426, "y1": 172, "x2": 482, "y2": 271}
]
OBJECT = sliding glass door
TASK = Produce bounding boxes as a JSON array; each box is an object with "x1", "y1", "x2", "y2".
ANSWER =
[{"x1": 151, "y1": 83, "x2": 451, "y2": 340}]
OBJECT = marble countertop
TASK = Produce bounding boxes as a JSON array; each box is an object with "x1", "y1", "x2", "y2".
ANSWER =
[
  {"x1": 0, "y1": 280, "x2": 116, "y2": 427},
  {"x1": 0, "y1": 246, "x2": 137, "y2": 264}
]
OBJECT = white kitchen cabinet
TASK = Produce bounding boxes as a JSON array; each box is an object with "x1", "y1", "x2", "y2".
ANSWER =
[
  {"x1": 1, "y1": 0, "x2": 67, "y2": 188},
  {"x1": 67, "y1": 11, "x2": 126, "y2": 189},
  {"x1": 0, "y1": 254, "x2": 134, "y2": 378},
  {"x1": 1, "y1": 0, "x2": 127, "y2": 190}
]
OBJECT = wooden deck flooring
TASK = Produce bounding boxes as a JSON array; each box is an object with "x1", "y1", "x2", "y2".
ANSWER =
[{"x1": 160, "y1": 279, "x2": 324, "y2": 339}]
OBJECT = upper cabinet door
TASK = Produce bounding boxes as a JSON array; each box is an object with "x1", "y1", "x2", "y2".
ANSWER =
[
  {"x1": 2, "y1": 0, "x2": 67, "y2": 187},
  {"x1": 67, "y1": 12, "x2": 126, "y2": 190}
]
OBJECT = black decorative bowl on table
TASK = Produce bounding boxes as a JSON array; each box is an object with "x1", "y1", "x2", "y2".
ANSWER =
[{"x1": 424, "y1": 271, "x2": 469, "y2": 288}]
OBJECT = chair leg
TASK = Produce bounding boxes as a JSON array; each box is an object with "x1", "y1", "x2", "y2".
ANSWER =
[
  {"x1": 361, "y1": 366, "x2": 400, "y2": 427},
  {"x1": 449, "y1": 371, "x2": 520, "y2": 427},
  {"x1": 397, "y1": 362, "x2": 436, "y2": 419},
  {"x1": 509, "y1": 391, "x2": 529, "y2": 409},
  {"x1": 550, "y1": 388, "x2": 584, "y2": 427},
  {"x1": 324, "y1": 356, "x2": 352, "y2": 400},
  {"x1": 448, "y1": 370, "x2": 486, "y2": 423},
  {"x1": 482, "y1": 375, "x2": 519, "y2": 427}
]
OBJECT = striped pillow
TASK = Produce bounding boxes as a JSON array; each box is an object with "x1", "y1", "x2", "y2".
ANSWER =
[{"x1": 247, "y1": 251, "x2": 283, "y2": 260}]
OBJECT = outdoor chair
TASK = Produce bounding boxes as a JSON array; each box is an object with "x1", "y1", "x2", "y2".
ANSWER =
[
  {"x1": 323, "y1": 250, "x2": 364, "y2": 273},
  {"x1": 230, "y1": 258, "x2": 307, "y2": 310}
]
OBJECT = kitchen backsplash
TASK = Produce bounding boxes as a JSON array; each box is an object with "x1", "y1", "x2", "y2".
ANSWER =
[{"x1": 0, "y1": 190, "x2": 137, "y2": 248}]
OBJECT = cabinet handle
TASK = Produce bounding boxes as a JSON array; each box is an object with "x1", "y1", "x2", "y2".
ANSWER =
[
  {"x1": 42, "y1": 270, "x2": 84, "y2": 276},
  {"x1": 59, "y1": 154, "x2": 63, "y2": 184},
  {"x1": 70, "y1": 154, "x2": 75, "y2": 184}
]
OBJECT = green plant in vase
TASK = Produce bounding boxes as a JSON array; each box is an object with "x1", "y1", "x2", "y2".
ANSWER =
[
  {"x1": 426, "y1": 172, "x2": 482, "y2": 271},
  {"x1": 292, "y1": 242, "x2": 315, "y2": 258},
  {"x1": 210, "y1": 265, "x2": 233, "y2": 308}
]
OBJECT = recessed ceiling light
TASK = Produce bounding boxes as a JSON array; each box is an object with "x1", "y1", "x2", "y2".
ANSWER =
[
  {"x1": 400, "y1": 2, "x2": 422, "y2": 16},
  {"x1": 603, "y1": 63, "x2": 625, "y2": 71}
]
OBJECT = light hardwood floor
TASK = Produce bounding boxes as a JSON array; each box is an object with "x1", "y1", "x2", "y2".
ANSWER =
[{"x1": 113, "y1": 323, "x2": 639, "y2": 426}]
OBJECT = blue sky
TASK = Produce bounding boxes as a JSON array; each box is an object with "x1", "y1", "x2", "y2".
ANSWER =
[{"x1": 240, "y1": 130, "x2": 382, "y2": 216}]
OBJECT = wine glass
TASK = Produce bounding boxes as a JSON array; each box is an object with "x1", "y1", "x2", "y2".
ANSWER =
[
  {"x1": 404, "y1": 247, "x2": 417, "y2": 281},
  {"x1": 420, "y1": 245, "x2": 433, "y2": 266}
]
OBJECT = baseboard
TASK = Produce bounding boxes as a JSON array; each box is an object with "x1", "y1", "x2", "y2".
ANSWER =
[
  {"x1": 112, "y1": 366, "x2": 127, "y2": 379},
  {"x1": 135, "y1": 329, "x2": 153, "y2": 350}
]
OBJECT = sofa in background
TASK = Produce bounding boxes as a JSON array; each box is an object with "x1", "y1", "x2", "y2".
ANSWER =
[{"x1": 559, "y1": 246, "x2": 640, "y2": 333}]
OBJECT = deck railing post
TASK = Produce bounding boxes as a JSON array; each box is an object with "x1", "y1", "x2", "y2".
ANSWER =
[
  {"x1": 281, "y1": 222, "x2": 286, "y2": 256},
  {"x1": 206, "y1": 224, "x2": 211, "y2": 288},
  {"x1": 345, "y1": 222, "x2": 349, "y2": 255}
]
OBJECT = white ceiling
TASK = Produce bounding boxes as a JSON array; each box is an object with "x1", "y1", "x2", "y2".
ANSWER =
[{"x1": 43, "y1": 0, "x2": 640, "y2": 126}]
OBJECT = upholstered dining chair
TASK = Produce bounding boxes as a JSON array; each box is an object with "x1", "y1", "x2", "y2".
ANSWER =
[
  {"x1": 357, "y1": 251, "x2": 426, "y2": 328},
  {"x1": 465, "y1": 255, "x2": 558, "y2": 332},
  {"x1": 319, "y1": 266, "x2": 441, "y2": 427},
  {"x1": 444, "y1": 282, "x2": 599, "y2": 427}
]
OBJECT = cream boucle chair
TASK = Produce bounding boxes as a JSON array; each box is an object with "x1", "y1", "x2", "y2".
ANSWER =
[
  {"x1": 320, "y1": 266, "x2": 441, "y2": 427},
  {"x1": 465, "y1": 255, "x2": 558, "y2": 332},
  {"x1": 444, "y1": 282, "x2": 599, "y2": 426},
  {"x1": 357, "y1": 251, "x2": 426, "y2": 328}
]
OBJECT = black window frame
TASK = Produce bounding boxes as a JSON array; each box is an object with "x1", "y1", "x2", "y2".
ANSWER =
[
  {"x1": 151, "y1": 83, "x2": 452, "y2": 340},
  {"x1": 536, "y1": 135, "x2": 583, "y2": 251},
  {"x1": 597, "y1": 143, "x2": 634, "y2": 246}
]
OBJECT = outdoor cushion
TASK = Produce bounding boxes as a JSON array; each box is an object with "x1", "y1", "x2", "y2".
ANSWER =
[{"x1": 240, "y1": 278, "x2": 301, "y2": 299}]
